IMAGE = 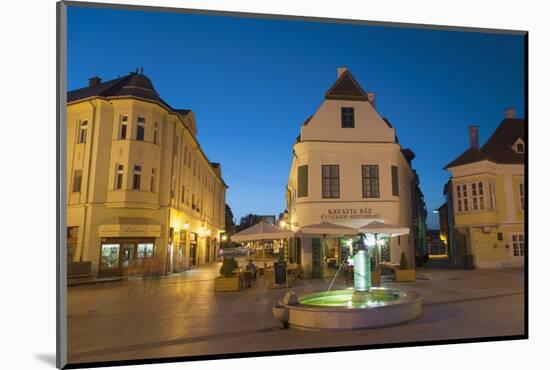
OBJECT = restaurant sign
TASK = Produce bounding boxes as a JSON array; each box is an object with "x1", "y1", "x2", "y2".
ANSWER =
[
  {"x1": 98, "y1": 224, "x2": 161, "y2": 237},
  {"x1": 320, "y1": 207, "x2": 381, "y2": 221}
]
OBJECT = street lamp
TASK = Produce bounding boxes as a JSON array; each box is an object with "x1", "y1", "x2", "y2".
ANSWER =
[{"x1": 279, "y1": 220, "x2": 287, "y2": 228}]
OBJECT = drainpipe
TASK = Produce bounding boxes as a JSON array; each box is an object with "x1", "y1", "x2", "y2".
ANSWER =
[{"x1": 80, "y1": 99, "x2": 97, "y2": 262}]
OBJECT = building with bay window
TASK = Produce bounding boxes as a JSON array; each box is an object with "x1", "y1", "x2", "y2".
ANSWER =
[
  {"x1": 286, "y1": 67, "x2": 426, "y2": 278},
  {"x1": 442, "y1": 108, "x2": 525, "y2": 268},
  {"x1": 66, "y1": 72, "x2": 227, "y2": 278}
]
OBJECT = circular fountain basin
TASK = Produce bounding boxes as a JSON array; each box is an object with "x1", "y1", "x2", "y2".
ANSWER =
[{"x1": 278, "y1": 287, "x2": 421, "y2": 330}]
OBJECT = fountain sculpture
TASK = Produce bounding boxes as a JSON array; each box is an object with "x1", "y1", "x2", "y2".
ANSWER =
[{"x1": 272, "y1": 234, "x2": 421, "y2": 330}]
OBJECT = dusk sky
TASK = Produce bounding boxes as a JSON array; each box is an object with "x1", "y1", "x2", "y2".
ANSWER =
[{"x1": 67, "y1": 6, "x2": 525, "y2": 229}]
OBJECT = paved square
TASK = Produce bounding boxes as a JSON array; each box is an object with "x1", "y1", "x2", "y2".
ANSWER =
[{"x1": 67, "y1": 264, "x2": 524, "y2": 364}]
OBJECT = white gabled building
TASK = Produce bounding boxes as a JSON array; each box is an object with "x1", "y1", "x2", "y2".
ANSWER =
[{"x1": 286, "y1": 68, "x2": 423, "y2": 278}]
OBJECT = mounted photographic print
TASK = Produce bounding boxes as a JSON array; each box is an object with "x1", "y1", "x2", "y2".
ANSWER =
[{"x1": 57, "y1": 1, "x2": 527, "y2": 368}]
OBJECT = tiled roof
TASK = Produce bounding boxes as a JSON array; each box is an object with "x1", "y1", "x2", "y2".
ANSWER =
[
  {"x1": 325, "y1": 70, "x2": 369, "y2": 101},
  {"x1": 445, "y1": 118, "x2": 525, "y2": 168},
  {"x1": 68, "y1": 73, "x2": 180, "y2": 113}
]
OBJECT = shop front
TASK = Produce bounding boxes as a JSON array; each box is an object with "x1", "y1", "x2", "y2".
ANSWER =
[{"x1": 97, "y1": 217, "x2": 162, "y2": 277}]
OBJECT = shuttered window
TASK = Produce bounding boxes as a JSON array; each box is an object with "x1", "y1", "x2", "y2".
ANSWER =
[
  {"x1": 298, "y1": 165, "x2": 308, "y2": 197},
  {"x1": 391, "y1": 165, "x2": 399, "y2": 196}
]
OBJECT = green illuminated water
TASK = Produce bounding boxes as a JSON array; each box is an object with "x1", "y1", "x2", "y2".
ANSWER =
[{"x1": 299, "y1": 289, "x2": 400, "y2": 309}]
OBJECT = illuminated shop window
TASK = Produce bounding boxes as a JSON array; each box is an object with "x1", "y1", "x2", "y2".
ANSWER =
[{"x1": 137, "y1": 243, "x2": 154, "y2": 258}]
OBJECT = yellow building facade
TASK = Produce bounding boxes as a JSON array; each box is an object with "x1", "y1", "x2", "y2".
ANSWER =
[
  {"x1": 444, "y1": 109, "x2": 524, "y2": 268},
  {"x1": 67, "y1": 73, "x2": 227, "y2": 278},
  {"x1": 286, "y1": 68, "x2": 422, "y2": 278}
]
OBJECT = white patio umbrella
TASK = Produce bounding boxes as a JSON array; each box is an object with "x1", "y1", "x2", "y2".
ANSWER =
[
  {"x1": 296, "y1": 221, "x2": 358, "y2": 237},
  {"x1": 231, "y1": 221, "x2": 295, "y2": 267},
  {"x1": 358, "y1": 221, "x2": 410, "y2": 263},
  {"x1": 231, "y1": 221, "x2": 295, "y2": 242},
  {"x1": 357, "y1": 221, "x2": 409, "y2": 236}
]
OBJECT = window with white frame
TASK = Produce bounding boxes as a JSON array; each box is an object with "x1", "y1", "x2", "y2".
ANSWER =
[
  {"x1": 115, "y1": 164, "x2": 124, "y2": 190},
  {"x1": 119, "y1": 115, "x2": 128, "y2": 139},
  {"x1": 150, "y1": 168, "x2": 156, "y2": 192},
  {"x1": 513, "y1": 138, "x2": 524, "y2": 154},
  {"x1": 77, "y1": 120, "x2": 88, "y2": 144},
  {"x1": 455, "y1": 180, "x2": 496, "y2": 213},
  {"x1": 511, "y1": 233, "x2": 524, "y2": 257},
  {"x1": 136, "y1": 117, "x2": 146, "y2": 141},
  {"x1": 153, "y1": 122, "x2": 158, "y2": 144},
  {"x1": 519, "y1": 183, "x2": 524, "y2": 211},
  {"x1": 132, "y1": 165, "x2": 142, "y2": 190}
]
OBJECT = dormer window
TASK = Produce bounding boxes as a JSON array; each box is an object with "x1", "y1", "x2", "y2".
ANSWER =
[{"x1": 513, "y1": 138, "x2": 524, "y2": 153}]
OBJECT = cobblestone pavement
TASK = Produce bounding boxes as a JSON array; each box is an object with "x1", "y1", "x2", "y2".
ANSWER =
[{"x1": 67, "y1": 263, "x2": 525, "y2": 364}]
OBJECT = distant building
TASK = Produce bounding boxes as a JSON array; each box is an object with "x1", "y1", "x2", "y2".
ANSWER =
[
  {"x1": 286, "y1": 67, "x2": 425, "y2": 277},
  {"x1": 66, "y1": 72, "x2": 227, "y2": 278},
  {"x1": 442, "y1": 108, "x2": 525, "y2": 268},
  {"x1": 258, "y1": 215, "x2": 277, "y2": 225}
]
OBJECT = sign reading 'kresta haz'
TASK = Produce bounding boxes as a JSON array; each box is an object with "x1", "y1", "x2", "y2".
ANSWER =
[{"x1": 320, "y1": 208, "x2": 381, "y2": 221}]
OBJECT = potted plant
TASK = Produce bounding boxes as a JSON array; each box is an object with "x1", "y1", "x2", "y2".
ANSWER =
[
  {"x1": 214, "y1": 257, "x2": 241, "y2": 292},
  {"x1": 395, "y1": 252, "x2": 416, "y2": 282},
  {"x1": 370, "y1": 257, "x2": 381, "y2": 286}
]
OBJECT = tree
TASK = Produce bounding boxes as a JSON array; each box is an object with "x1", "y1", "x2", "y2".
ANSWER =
[
  {"x1": 225, "y1": 204, "x2": 236, "y2": 235},
  {"x1": 237, "y1": 214, "x2": 263, "y2": 232}
]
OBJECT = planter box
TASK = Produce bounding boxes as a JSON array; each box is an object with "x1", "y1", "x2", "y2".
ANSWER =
[
  {"x1": 214, "y1": 276, "x2": 240, "y2": 292},
  {"x1": 371, "y1": 271, "x2": 381, "y2": 286},
  {"x1": 395, "y1": 269, "x2": 416, "y2": 282}
]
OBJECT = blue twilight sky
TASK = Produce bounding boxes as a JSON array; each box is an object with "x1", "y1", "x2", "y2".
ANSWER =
[{"x1": 67, "y1": 6, "x2": 525, "y2": 229}]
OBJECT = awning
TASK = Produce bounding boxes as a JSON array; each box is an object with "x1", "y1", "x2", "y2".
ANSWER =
[
  {"x1": 231, "y1": 221, "x2": 294, "y2": 242},
  {"x1": 357, "y1": 221, "x2": 409, "y2": 237},
  {"x1": 297, "y1": 221, "x2": 358, "y2": 237},
  {"x1": 98, "y1": 217, "x2": 161, "y2": 237}
]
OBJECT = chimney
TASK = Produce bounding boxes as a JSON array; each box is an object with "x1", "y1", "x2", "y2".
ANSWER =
[
  {"x1": 367, "y1": 92, "x2": 376, "y2": 108},
  {"x1": 88, "y1": 76, "x2": 102, "y2": 87},
  {"x1": 468, "y1": 125, "x2": 479, "y2": 150},
  {"x1": 337, "y1": 67, "x2": 348, "y2": 78},
  {"x1": 504, "y1": 107, "x2": 517, "y2": 119}
]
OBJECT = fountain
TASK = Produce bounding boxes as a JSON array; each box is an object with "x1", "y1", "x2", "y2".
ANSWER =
[{"x1": 272, "y1": 234, "x2": 421, "y2": 330}]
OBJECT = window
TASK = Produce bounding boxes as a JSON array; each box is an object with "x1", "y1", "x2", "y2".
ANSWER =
[
  {"x1": 150, "y1": 168, "x2": 156, "y2": 192},
  {"x1": 170, "y1": 175, "x2": 175, "y2": 198},
  {"x1": 72, "y1": 169, "x2": 82, "y2": 193},
  {"x1": 136, "y1": 117, "x2": 145, "y2": 141},
  {"x1": 115, "y1": 164, "x2": 124, "y2": 190},
  {"x1": 511, "y1": 233, "x2": 524, "y2": 257},
  {"x1": 132, "y1": 165, "x2": 142, "y2": 190},
  {"x1": 119, "y1": 115, "x2": 128, "y2": 139},
  {"x1": 516, "y1": 143, "x2": 524, "y2": 153},
  {"x1": 100, "y1": 244, "x2": 120, "y2": 269},
  {"x1": 181, "y1": 184, "x2": 185, "y2": 203},
  {"x1": 391, "y1": 165, "x2": 399, "y2": 196},
  {"x1": 77, "y1": 120, "x2": 88, "y2": 143},
  {"x1": 137, "y1": 243, "x2": 154, "y2": 258},
  {"x1": 192, "y1": 193, "x2": 196, "y2": 210},
  {"x1": 455, "y1": 181, "x2": 496, "y2": 213},
  {"x1": 362, "y1": 165, "x2": 380, "y2": 198},
  {"x1": 471, "y1": 182, "x2": 485, "y2": 211},
  {"x1": 519, "y1": 183, "x2": 524, "y2": 211},
  {"x1": 322, "y1": 165, "x2": 340, "y2": 198},
  {"x1": 153, "y1": 122, "x2": 158, "y2": 144},
  {"x1": 341, "y1": 107, "x2": 355, "y2": 128},
  {"x1": 497, "y1": 232, "x2": 503, "y2": 241}
]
